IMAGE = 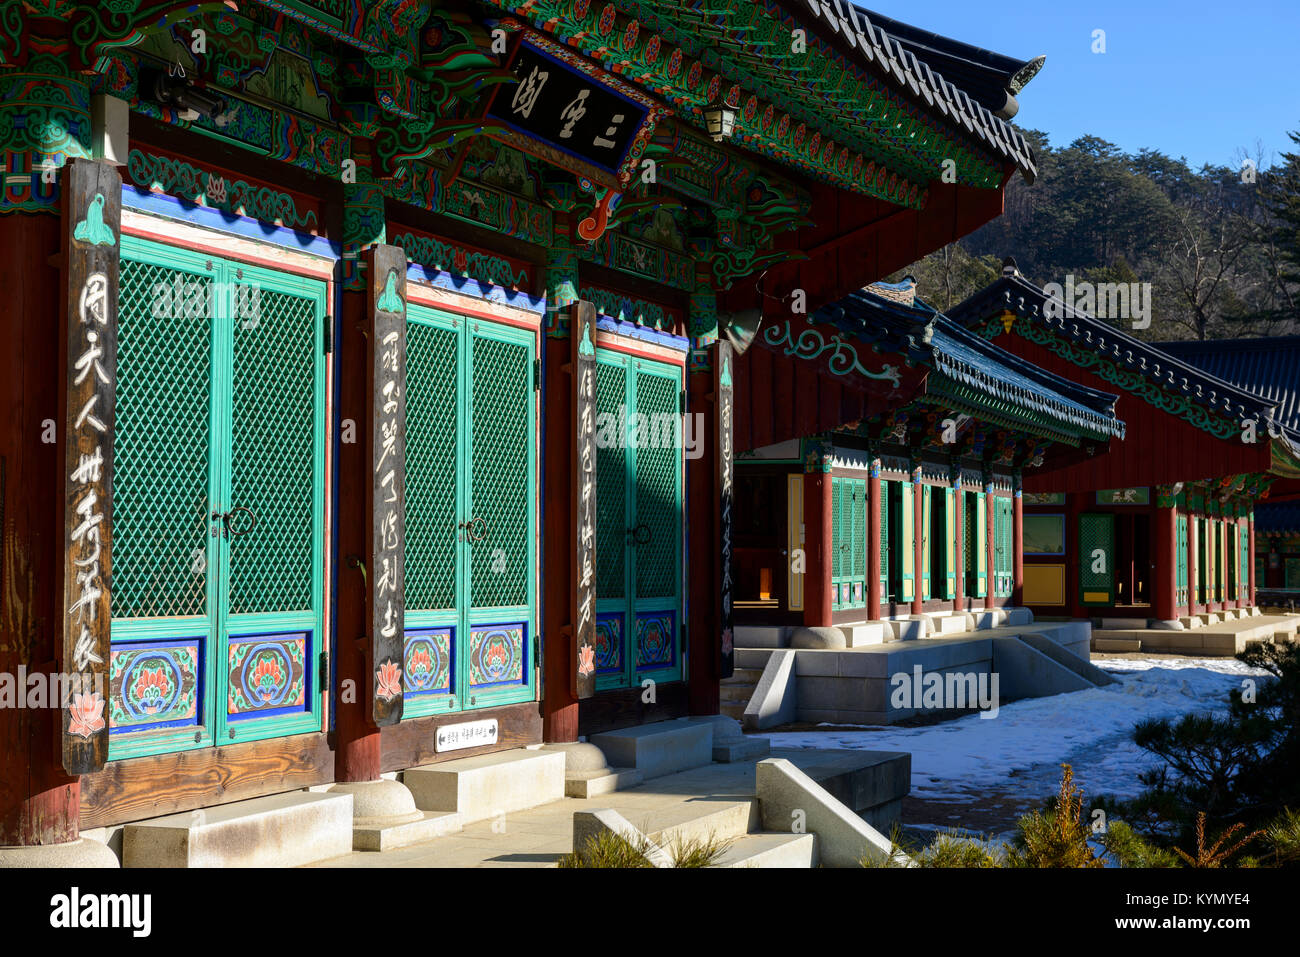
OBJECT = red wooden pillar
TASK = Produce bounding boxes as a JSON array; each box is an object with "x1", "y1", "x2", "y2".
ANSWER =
[
  {"x1": 985, "y1": 479, "x2": 997, "y2": 611},
  {"x1": 803, "y1": 467, "x2": 833, "y2": 627},
  {"x1": 1214, "y1": 516, "x2": 1227, "y2": 613},
  {"x1": 0, "y1": 212, "x2": 83, "y2": 846},
  {"x1": 687, "y1": 357, "x2": 720, "y2": 715},
  {"x1": 542, "y1": 242, "x2": 580, "y2": 740},
  {"x1": 1065, "y1": 491, "x2": 1084, "y2": 618},
  {"x1": 953, "y1": 476, "x2": 965, "y2": 613},
  {"x1": 1188, "y1": 510, "x2": 1200, "y2": 617},
  {"x1": 1248, "y1": 512, "x2": 1256, "y2": 606},
  {"x1": 335, "y1": 277, "x2": 382, "y2": 782},
  {"x1": 1154, "y1": 501, "x2": 1177, "y2": 622},
  {"x1": 867, "y1": 457, "x2": 882, "y2": 621},
  {"x1": 912, "y1": 466, "x2": 924, "y2": 615},
  {"x1": 542, "y1": 330, "x2": 579, "y2": 739},
  {"x1": 1011, "y1": 475, "x2": 1024, "y2": 607}
]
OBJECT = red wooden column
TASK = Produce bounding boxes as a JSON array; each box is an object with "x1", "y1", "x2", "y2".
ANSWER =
[
  {"x1": 686, "y1": 343, "x2": 722, "y2": 715},
  {"x1": 1188, "y1": 508, "x2": 1200, "y2": 617},
  {"x1": 952, "y1": 473, "x2": 965, "y2": 613},
  {"x1": 1214, "y1": 514, "x2": 1227, "y2": 613},
  {"x1": 985, "y1": 476, "x2": 997, "y2": 611},
  {"x1": 911, "y1": 463, "x2": 924, "y2": 615},
  {"x1": 1065, "y1": 491, "x2": 1084, "y2": 618},
  {"x1": 0, "y1": 206, "x2": 83, "y2": 849},
  {"x1": 1247, "y1": 511, "x2": 1256, "y2": 607},
  {"x1": 803, "y1": 461, "x2": 833, "y2": 627},
  {"x1": 541, "y1": 241, "x2": 580, "y2": 741},
  {"x1": 1011, "y1": 472, "x2": 1024, "y2": 607},
  {"x1": 334, "y1": 171, "x2": 395, "y2": 782},
  {"x1": 867, "y1": 455, "x2": 882, "y2": 621},
  {"x1": 1154, "y1": 493, "x2": 1177, "y2": 623},
  {"x1": 336, "y1": 271, "x2": 381, "y2": 783}
]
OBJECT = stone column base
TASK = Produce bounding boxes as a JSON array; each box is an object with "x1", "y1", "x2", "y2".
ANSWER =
[
  {"x1": 327, "y1": 779, "x2": 423, "y2": 827},
  {"x1": 0, "y1": 838, "x2": 120, "y2": 868}
]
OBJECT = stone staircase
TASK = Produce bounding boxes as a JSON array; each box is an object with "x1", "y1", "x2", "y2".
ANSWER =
[
  {"x1": 111, "y1": 716, "x2": 902, "y2": 868},
  {"x1": 720, "y1": 666, "x2": 763, "y2": 721}
]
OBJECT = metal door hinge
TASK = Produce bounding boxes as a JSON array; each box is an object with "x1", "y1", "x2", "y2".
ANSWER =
[
  {"x1": 679, "y1": 390, "x2": 687, "y2": 414},
  {"x1": 533, "y1": 634, "x2": 540, "y2": 663},
  {"x1": 324, "y1": 321, "x2": 333, "y2": 355},
  {"x1": 533, "y1": 358, "x2": 541, "y2": 391},
  {"x1": 319, "y1": 651, "x2": 329, "y2": 689}
]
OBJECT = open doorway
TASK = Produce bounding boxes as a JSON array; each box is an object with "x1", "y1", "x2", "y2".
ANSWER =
[{"x1": 1113, "y1": 512, "x2": 1151, "y2": 607}]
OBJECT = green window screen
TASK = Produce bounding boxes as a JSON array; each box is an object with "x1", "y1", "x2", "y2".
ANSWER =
[
  {"x1": 112, "y1": 260, "x2": 214, "y2": 620},
  {"x1": 404, "y1": 320, "x2": 460, "y2": 613},
  {"x1": 469, "y1": 333, "x2": 530, "y2": 608},
  {"x1": 226, "y1": 286, "x2": 317, "y2": 615}
]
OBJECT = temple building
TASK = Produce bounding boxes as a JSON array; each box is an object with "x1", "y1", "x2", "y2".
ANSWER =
[
  {"x1": 1158, "y1": 336, "x2": 1300, "y2": 607},
  {"x1": 0, "y1": 1, "x2": 1042, "y2": 865},
  {"x1": 733, "y1": 278, "x2": 1125, "y2": 637},
  {"x1": 946, "y1": 262, "x2": 1300, "y2": 637}
]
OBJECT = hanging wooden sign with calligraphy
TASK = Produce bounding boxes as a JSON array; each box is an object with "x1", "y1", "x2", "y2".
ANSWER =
[
  {"x1": 367, "y1": 244, "x2": 408, "y2": 726},
  {"x1": 716, "y1": 342, "x2": 735, "y2": 680},
  {"x1": 485, "y1": 23, "x2": 670, "y2": 192},
  {"x1": 61, "y1": 159, "x2": 121, "y2": 774},
  {"x1": 572, "y1": 300, "x2": 598, "y2": 699}
]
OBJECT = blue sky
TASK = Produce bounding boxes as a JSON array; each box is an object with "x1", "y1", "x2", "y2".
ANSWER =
[{"x1": 869, "y1": 1, "x2": 1300, "y2": 170}]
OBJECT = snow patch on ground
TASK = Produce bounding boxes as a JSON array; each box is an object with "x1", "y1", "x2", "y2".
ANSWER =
[{"x1": 767, "y1": 656, "x2": 1265, "y2": 804}]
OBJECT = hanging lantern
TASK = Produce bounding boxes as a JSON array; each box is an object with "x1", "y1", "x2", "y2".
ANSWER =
[{"x1": 703, "y1": 101, "x2": 737, "y2": 143}]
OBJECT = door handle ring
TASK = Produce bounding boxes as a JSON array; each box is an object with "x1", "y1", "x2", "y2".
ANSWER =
[
  {"x1": 225, "y1": 506, "x2": 257, "y2": 539},
  {"x1": 467, "y1": 516, "x2": 488, "y2": 542}
]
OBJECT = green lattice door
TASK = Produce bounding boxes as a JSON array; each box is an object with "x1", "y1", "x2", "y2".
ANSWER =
[
  {"x1": 593, "y1": 349, "x2": 684, "y2": 691},
  {"x1": 831, "y1": 477, "x2": 866, "y2": 611},
  {"x1": 402, "y1": 304, "x2": 537, "y2": 716},
  {"x1": 1079, "y1": 513, "x2": 1115, "y2": 606},
  {"x1": 1176, "y1": 515, "x2": 1189, "y2": 607},
  {"x1": 109, "y1": 237, "x2": 327, "y2": 760},
  {"x1": 993, "y1": 495, "x2": 1014, "y2": 598}
]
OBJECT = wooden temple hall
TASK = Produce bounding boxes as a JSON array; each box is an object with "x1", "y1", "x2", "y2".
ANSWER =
[
  {"x1": 0, "y1": 1, "x2": 1048, "y2": 864},
  {"x1": 943, "y1": 264, "x2": 1300, "y2": 633},
  {"x1": 732, "y1": 277, "x2": 1126, "y2": 636}
]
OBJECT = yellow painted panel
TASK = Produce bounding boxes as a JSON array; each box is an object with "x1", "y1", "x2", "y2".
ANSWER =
[
  {"x1": 1083, "y1": 590, "x2": 1111, "y2": 603},
  {"x1": 787, "y1": 474, "x2": 804, "y2": 612},
  {"x1": 1024, "y1": 564, "x2": 1066, "y2": 606}
]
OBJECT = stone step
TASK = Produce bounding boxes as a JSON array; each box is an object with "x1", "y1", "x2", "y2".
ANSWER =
[
  {"x1": 735, "y1": 625, "x2": 788, "y2": 648},
  {"x1": 719, "y1": 701, "x2": 747, "y2": 721},
  {"x1": 641, "y1": 800, "x2": 757, "y2": 848},
  {"x1": 1094, "y1": 617, "x2": 1150, "y2": 630},
  {"x1": 719, "y1": 681, "x2": 756, "y2": 703},
  {"x1": 403, "y1": 748, "x2": 566, "y2": 824},
  {"x1": 972, "y1": 610, "x2": 1007, "y2": 630},
  {"x1": 887, "y1": 617, "x2": 927, "y2": 641},
  {"x1": 1094, "y1": 637, "x2": 1142, "y2": 653},
  {"x1": 928, "y1": 613, "x2": 974, "y2": 637},
  {"x1": 591, "y1": 717, "x2": 713, "y2": 780},
  {"x1": 715, "y1": 832, "x2": 818, "y2": 868},
  {"x1": 122, "y1": 791, "x2": 353, "y2": 868},
  {"x1": 735, "y1": 647, "x2": 774, "y2": 669},
  {"x1": 733, "y1": 667, "x2": 764, "y2": 683},
  {"x1": 840, "y1": 622, "x2": 889, "y2": 647},
  {"x1": 353, "y1": 811, "x2": 462, "y2": 852}
]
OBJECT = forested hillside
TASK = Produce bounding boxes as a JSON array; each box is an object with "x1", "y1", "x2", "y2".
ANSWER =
[{"x1": 896, "y1": 128, "x2": 1300, "y2": 342}]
